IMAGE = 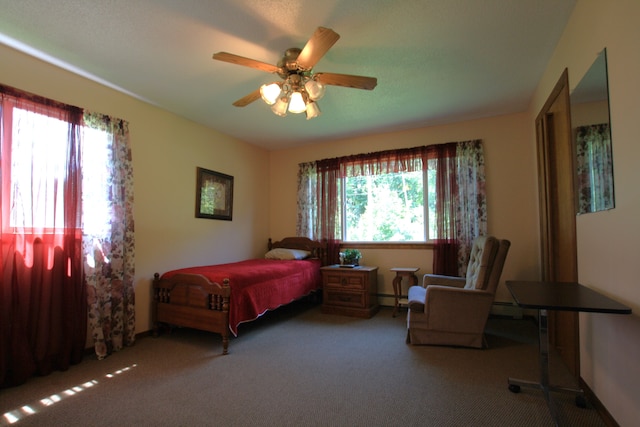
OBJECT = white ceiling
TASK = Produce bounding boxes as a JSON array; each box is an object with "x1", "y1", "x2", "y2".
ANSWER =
[{"x1": 0, "y1": 0, "x2": 576, "y2": 150}]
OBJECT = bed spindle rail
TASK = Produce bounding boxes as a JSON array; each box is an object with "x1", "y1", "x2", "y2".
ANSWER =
[{"x1": 152, "y1": 273, "x2": 231, "y2": 354}]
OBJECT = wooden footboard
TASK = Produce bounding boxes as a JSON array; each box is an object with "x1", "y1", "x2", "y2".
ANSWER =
[{"x1": 152, "y1": 273, "x2": 231, "y2": 354}]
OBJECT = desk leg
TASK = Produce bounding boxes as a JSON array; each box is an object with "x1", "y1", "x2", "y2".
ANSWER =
[{"x1": 508, "y1": 309, "x2": 585, "y2": 426}]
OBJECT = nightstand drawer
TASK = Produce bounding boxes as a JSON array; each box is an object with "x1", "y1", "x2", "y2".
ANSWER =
[
  {"x1": 324, "y1": 290, "x2": 365, "y2": 308},
  {"x1": 324, "y1": 272, "x2": 365, "y2": 290},
  {"x1": 320, "y1": 265, "x2": 379, "y2": 318}
]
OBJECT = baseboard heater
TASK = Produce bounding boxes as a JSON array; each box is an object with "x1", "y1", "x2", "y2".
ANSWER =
[{"x1": 490, "y1": 301, "x2": 523, "y2": 319}]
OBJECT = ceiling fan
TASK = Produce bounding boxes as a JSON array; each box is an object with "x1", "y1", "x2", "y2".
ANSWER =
[{"x1": 212, "y1": 27, "x2": 377, "y2": 119}]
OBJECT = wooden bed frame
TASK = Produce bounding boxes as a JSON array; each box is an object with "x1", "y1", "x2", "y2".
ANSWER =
[{"x1": 152, "y1": 237, "x2": 328, "y2": 354}]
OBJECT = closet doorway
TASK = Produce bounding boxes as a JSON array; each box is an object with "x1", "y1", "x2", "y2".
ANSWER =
[{"x1": 535, "y1": 69, "x2": 580, "y2": 377}]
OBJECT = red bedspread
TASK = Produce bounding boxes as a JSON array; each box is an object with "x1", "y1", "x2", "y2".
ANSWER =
[{"x1": 161, "y1": 258, "x2": 322, "y2": 336}]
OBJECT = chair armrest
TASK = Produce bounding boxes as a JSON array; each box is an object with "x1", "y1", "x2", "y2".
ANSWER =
[
  {"x1": 424, "y1": 286, "x2": 495, "y2": 332},
  {"x1": 407, "y1": 285, "x2": 427, "y2": 313},
  {"x1": 423, "y1": 274, "x2": 466, "y2": 288}
]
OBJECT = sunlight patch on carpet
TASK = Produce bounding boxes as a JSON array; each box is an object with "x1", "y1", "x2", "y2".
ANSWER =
[{"x1": 1, "y1": 364, "x2": 137, "y2": 425}]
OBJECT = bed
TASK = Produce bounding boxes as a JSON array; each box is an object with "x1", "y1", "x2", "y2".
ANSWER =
[{"x1": 152, "y1": 237, "x2": 329, "y2": 354}]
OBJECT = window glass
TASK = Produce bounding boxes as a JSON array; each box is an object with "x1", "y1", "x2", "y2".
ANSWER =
[
  {"x1": 10, "y1": 108, "x2": 68, "y2": 229},
  {"x1": 9, "y1": 107, "x2": 111, "y2": 234},
  {"x1": 81, "y1": 126, "x2": 111, "y2": 236},
  {"x1": 344, "y1": 170, "x2": 427, "y2": 242}
]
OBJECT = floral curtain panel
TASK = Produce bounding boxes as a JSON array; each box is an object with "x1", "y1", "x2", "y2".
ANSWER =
[
  {"x1": 83, "y1": 112, "x2": 136, "y2": 359},
  {"x1": 576, "y1": 123, "x2": 614, "y2": 214},
  {"x1": 453, "y1": 140, "x2": 487, "y2": 275},
  {"x1": 296, "y1": 162, "x2": 317, "y2": 239}
]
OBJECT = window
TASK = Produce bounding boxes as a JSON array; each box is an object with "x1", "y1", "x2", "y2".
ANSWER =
[
  {"x1": 6, "y1": 108, "x2": 110, "y2": 234},
  {"x1": 297, "y1": 141, "x2": 486, "y2": 253},
  {"x1": 343, "y1": 169, "x2": 435, "y2": 242},
  {"x1": 9, "y1": 108, "x2": 71, "y2": 230},
  {"x1": 80, "y1": 125, "x2": 112, "y2": 236}
]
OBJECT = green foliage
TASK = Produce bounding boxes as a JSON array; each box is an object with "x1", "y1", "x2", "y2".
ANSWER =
[
  {"x1": 343, "y1": 248, "x2": 361, "y2": 265},
  {"x1": 344, "y1": 171, "x2": 427, "y2": 241}
]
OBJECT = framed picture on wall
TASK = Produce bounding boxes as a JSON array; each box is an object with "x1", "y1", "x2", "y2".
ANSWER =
[{"x1": 195, "y1": 167, "x2": 234, "y2": 220}]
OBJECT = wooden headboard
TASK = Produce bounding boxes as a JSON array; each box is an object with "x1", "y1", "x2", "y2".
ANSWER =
[{"x1": 268, "y1": 237, "x2": 329, "y2": 266}]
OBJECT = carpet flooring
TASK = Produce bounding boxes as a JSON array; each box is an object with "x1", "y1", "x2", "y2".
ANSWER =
[{"x1": 1, "y1": 301, "x2": 606, "y2": 426}]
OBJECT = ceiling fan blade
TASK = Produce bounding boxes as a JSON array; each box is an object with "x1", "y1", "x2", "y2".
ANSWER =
[
  {"x1": 296, "y1": 27, "x2": 340, "y2": 70},
  {"x1": 315, "y1": 73, "x2": 378, "y2": 90},
  {"x1": 213, "y1": 52, "x2": 281, "y2": 74},
  {"x1": 232, "y1": 89, "x2": 262, "y2": 107}
]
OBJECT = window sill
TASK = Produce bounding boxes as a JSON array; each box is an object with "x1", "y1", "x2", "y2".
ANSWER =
[{"x1": 340, "y1": 242, "x2": 434, "y2": 250}]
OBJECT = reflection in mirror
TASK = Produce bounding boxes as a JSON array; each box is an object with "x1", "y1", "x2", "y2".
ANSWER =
[{"x1": 571, "y1": 48, "x2": 614, "y2": 214}]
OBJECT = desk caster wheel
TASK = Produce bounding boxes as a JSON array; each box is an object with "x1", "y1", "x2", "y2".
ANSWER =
[
  {"x1": 508, "y1": 384, "x2": 521, "y2": 393},
  {"x1": 575, "y1": 395, "x2": 587, "y2": 408}
]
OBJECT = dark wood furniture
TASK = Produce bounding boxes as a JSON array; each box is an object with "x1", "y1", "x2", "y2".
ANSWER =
[
  {"x1": 321, "y1": 265, "x2": 379, "y2": 318},
  {"x1": 391, "y1": 267, "x2": 419, "y2": 317},
  {"x1": 153, "y1": 237, "x2": 328, "y2": 355},
  {"x1": 506, "y1": 281, "x2": 631, "y2": 426}
]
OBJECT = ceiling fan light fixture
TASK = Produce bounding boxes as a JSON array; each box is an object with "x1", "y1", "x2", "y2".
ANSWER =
[
  {"x1": 305, "y1": 101, "x2": 321, "y2": 120},
  {"x1": 288, "y1": 91, "x2": 307, "y2": 114},
  {"x1": 260, "y1": 82, "x2": 282, "y2": 105},
  {"x1": 271, "y1": 96, "x2": 289, "y2": 117},
  {"x1": 304, "y1": 78, "x2": 325, "y2": 101}
]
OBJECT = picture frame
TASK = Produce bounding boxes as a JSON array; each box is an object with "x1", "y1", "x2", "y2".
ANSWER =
[{"x1": 195, "y1": 167, "x2": 234, "y2": 220}]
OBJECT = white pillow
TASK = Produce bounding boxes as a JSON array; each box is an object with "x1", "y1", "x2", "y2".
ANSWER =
[{"x1": 264, "y1": 248, "x2": 311, "y2": 260}]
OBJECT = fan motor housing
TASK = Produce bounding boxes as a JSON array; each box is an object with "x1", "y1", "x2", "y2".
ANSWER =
[{"x1": 277, "y1": 48, "x2": 310, "y2": 79}]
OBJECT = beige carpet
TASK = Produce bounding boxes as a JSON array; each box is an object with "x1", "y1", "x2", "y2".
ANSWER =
[{"x1": 1, "y1": 301, "x2": 606, "y2": 426}]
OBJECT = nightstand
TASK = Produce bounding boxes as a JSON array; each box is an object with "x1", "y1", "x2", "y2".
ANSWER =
[{"x1": 321, "y1": 265, "x2": 379, "y2": 318}]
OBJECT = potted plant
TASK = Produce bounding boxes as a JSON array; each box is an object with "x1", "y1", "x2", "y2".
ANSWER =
[{"x1": 342, "y1": 248, "x2": 362, "y2": 266}]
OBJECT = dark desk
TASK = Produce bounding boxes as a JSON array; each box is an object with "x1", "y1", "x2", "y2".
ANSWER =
[{"x1": 506, "y1": 281, "x2": 631, "y2": 426}]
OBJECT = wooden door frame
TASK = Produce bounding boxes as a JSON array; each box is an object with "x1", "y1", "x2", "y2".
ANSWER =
[{"x1": 535, "y1": 69, "x2": 580, "y2": 377}]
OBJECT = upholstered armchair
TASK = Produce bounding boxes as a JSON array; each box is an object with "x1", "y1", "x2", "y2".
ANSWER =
[{"x1": 406, "y1": 236, "x2": 510, "y2": 348}]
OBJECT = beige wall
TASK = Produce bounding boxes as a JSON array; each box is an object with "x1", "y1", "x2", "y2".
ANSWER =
[
  {"x1": 269, "y1": 112, "x2": 540, "y2": 305},
  {"x1": 531, "y1": 0, "x2": 640, "y2": 425},
  {"x1": 0, "y1": 44, "x2": 272, "y2": 334}
]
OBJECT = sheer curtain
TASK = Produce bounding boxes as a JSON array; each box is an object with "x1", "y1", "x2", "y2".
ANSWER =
[
  {"x1": 431, "y1": 142, "x2": 460, "y2": 276},
  {"x1": 1, "y1": 86, "x2": 86, "y2": 387}
]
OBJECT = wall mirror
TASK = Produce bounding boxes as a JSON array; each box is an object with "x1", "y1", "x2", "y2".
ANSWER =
[{"x1": 570, "y1": 48, "x2": 615, "y2": 214}]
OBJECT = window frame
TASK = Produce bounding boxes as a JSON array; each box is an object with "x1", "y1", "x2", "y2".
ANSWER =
[{"x1": 339, "y1": 168, "x2": 433, "y2": 244}]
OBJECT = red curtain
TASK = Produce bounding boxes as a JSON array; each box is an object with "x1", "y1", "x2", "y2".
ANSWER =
[
  {"x1": 316, "y1": 158, "x2": 342, "y2": 264},
  {"x1": 430, "y1": 143, "x2": 460, "y2": 276},
  {"x1": 1, "y1": 85, "x2": 87, "y2": 387}
]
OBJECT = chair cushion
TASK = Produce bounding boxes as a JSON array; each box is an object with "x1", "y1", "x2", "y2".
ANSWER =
[{"x1": 464, "y1": 236, "x2": 497, "y2": 290}]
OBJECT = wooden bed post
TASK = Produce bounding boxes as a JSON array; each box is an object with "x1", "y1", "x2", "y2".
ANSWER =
[{"x1": 220, "y1": 278, "x2": 230, "y2": 355}]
